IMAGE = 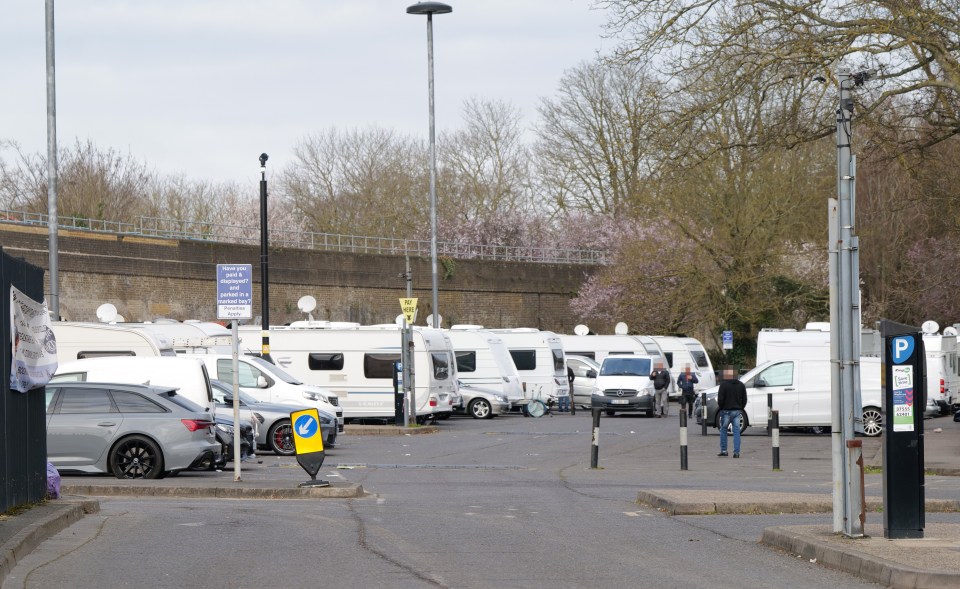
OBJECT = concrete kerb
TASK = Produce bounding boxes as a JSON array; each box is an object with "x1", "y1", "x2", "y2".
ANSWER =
[
  {"x1": 0, "y1": 497, "x2": 100, "y2": 587},
  {"x1": 61, "y1": 483, "x2": 365, "y2": 500},
  {"x1": 636, "y1": 489, "x2": 960, "y2": 515},
  {"x1": 344, "y1": 424, "x2": 440, "y2": 436}
]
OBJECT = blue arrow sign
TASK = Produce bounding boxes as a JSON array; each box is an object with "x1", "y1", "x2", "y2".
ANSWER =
[{"x1": 294, "y1": 414, "x2": 318, "y2": 438}]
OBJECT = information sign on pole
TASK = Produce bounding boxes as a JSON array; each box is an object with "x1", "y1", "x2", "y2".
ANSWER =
[
  {"x1": 290, "y1": 408, "x2": 329, "y2": 488},
  {"x1": 722, "y1": 330, "x2": 733, "y2": 351},
  {"x1": 217, "y1": 264, "x2": 253, "y2": 320}
]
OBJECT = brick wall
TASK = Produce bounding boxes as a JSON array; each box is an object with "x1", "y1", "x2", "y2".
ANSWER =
[{"x1": 0, "y1": 224, "x2": 599, "y2": 332}]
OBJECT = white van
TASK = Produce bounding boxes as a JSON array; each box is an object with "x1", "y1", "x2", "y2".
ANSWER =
[
  {"x1": 52, "y1": 356, "x2": 216, "y2": 416},
  {"x1": 922, "y1": 331, "x2": 958, "y2": 414},
  {"x1": 447, "y1": 328, "x2": 524, "y2": 405},
  {"x1": 561, "y1": 334, "x2": 676, "y2": 397},
  {"x1": 238, "y1": 325, "x2": 456, "y2": 421},
  {"x1": 706, "y1": 357, "x2": 884, "y2": 436},
  {"x1": 51, "y1": 322, "x2": 175, "y2": 360},
  {"x1": 192, "y1": 354, "x2": 343, "y2": 430},
  {"x1": 487, "y1": 329, "x2": 569, "y2": 406}
]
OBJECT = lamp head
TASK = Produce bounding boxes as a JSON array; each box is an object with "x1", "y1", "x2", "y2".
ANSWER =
[{"x1": 407, "y1": 2, "x2": 452, "y2": 15}]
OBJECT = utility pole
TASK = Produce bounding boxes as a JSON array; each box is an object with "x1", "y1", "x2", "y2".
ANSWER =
[
  {"x1": 259, "y1": 153, "x2": 272, "y2": 362},
  {"x1": 830, "y1": 69, "x2": 872, "y2": 538},
  {"x1": 45, "y1": 0, "x2": 59, "y2": 319}
]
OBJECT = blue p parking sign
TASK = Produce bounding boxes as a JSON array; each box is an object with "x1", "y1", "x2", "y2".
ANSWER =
[{"x1": 891, "y1": 336, "x2": 915, "y2": 364}]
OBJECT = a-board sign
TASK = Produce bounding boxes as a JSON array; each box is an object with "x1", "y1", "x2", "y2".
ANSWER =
[
  {"x1": 290, "y1": 408, "x2": 328, "y2": 486},
  {"x1": 216, "y1": 264, "x2": 253, "y2": 320}
]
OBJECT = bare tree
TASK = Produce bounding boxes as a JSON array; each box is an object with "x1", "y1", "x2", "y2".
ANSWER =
[
  {"x1": 599, "y1": 0, "x2": 960, "y2": 153},
  {"x1": 535, "y1": 58, "x2": 666, "y2": 217}
]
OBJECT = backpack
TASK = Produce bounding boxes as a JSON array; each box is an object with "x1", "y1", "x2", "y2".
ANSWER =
[{"x1": 653, "y1": 370, "x2": 669, "y2": 389}]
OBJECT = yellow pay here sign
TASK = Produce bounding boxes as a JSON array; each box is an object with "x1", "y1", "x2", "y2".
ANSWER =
[
  {"x1": 290, "y1": 408, "x2": 325, "y2": 455},
  {"x1": 399, "y1": 298, "x2": 418, "y2": 324}
]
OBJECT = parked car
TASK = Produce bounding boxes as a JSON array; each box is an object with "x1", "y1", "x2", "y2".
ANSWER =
[
  {"x1": 210, "y1": 379, "x2": 337, "y2": 454},
  {"x1": 454, "y1": 381, "x2": 511, "y2": 419},
  {"x1": 565, "y1": 355, "x2": 599, "y2": 409},
  {"x1": 591, "y1": 355, "x2": 657, "y2": 416},
  {"x1": 45, "y1": 382, "x2": 220, "y2": 479}
]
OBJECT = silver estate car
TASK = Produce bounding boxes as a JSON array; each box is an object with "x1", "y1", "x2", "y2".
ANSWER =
[
  {"x1": 210, "y1": 379, "x2": 337, "y2": 455},
  {"x1": 46, "y1": 382, "x2": 220, "y2": 479}
]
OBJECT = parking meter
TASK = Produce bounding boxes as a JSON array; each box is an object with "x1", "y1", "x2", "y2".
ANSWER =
[
  {"x1": 393, "y1": 361, "x2": 404, "y2": 426},
  {"x1": 879, "y1": 320, "x2": 925, "y2": 539}
]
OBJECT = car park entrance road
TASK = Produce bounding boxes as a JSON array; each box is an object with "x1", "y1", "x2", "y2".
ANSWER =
[{"x1": 6, "y1": 411, "x2": 960, "y2": 588}]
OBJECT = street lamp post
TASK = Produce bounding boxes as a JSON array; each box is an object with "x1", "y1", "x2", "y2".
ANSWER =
[
  {"x1": 407, "y1": 1, "x2": 452, "y2": 329},
  {"x1": 259, "y1": 153, "x2": 272, "y2": 362},
  {"x1": 45, "y1": 0, "x2": 60, "y2": 320}
]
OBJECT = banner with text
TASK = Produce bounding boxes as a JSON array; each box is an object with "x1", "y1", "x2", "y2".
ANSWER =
[{"x1": 10, "y1": 286, "x2": 58, "y2": 392}]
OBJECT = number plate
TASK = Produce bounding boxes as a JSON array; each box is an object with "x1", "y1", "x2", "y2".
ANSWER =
[{"x1": 611, "y1": 399, "x2": 630, "y2": 405}]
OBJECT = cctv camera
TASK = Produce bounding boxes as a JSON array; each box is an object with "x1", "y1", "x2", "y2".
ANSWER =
[{"x1": 259, "y1": 153, "x2": 269, "y2": 166}]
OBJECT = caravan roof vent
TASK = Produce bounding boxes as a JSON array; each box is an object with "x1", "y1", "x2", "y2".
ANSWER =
[{"x1": 805, "y1": 322, "x2": 831, "y2": 332}]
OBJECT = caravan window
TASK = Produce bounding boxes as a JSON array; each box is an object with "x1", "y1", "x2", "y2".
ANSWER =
[
  {"x1": 455, "y1": 351, "x2": 477, "y2": 373},
  {"x1": 308, "y1": 353, "x2": 344, "y2": 371},
  {"x1": 364, "y1": 353, "x2": 400, "y2": 379},
  {"x1": 77, "y1": 350, "x2": 136, "y2": 359},
  {"x1": 568, "y1": 351, "x2": 595, "y2": 359},
  {"x1": 688, "y1": 350, "x2": 710, "y2": 369},
  {"x1": 663, "y1": 352, "x2": 674, "y2": 367},
  {"x1": 431, "y1": 352, "x2": 450, "y2": 380},
  {"x1": 509, "y1": 350, "x2": 537, "y2": 371},
  {"x1": 642, "y1": 343, "x2": 661, "y2": 355},
  {"x1": 216, "y1": 359, "x2": 262, "y2": 388},
  {"x1": 552, "y1": 349, "x2": 565, "y2": 371}
]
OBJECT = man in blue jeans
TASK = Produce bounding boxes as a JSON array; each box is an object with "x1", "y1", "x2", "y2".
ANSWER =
[{"x1": 717, "y1": 367, "x2": 747, "y2": 458}]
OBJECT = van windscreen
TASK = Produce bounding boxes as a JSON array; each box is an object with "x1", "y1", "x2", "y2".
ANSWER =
[{"x1": 600, "y1": 357, "x2": 651, "y2": 376}]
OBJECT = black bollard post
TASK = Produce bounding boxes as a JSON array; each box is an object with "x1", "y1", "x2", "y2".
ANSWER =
[
  {"x1": 772, "y1": 410, "x2": 781, "y2": 471},
  {"x1": 701, "y1": 392, "x2": 708, "y2": 436},
  {"x1": 767, "y1": 392, "x2": 773, "y2": 436},
  {"x1": 680, "y1": 411, "x2": 688, "y2": 471},
  {"x1": 590, "y1": 405, "x2": 601, "y2": 469}
]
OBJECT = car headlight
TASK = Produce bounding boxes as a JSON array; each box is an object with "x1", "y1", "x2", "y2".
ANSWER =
[
  {"x1": 216, "y1": 423, "x2": 234, "y2": 435},
  {"x1": 302, "y1": 391, "x2": 321, "y2": 401},
  {"x1": 495, "y1": 395, "x2": 508, "y2": 403},
  {"x1": 319, "y1": 415, "x2": 333, "y2": 426},
  {"x1": 593, "y1": 387, "x2": 604, "y2": 397}
]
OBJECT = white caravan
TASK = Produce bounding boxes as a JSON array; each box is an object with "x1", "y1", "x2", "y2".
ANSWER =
[
  {"x1": 238, "y1": 325, "x2": 456, "y2": 421},
  {"x1": 52, "y1": 356, "x2": 216, "y2": 416},
  {"x1": 50, "y1": 322, "x2": 175, "y2": 360},
  {"x1": 652, "y1": 336, "x2": 715, "y2": 391},
  {"x1": 488, "y1": 329, "x2": 569, "y2": 406},
  {"x1": 121, "y1": 321, "x2": 232, "y2": 355},
  {"x1": 191, "y1": 354, "x2": 343, "y2": 430},
  {"x1": 560, "y1": 334, "x2": 676, "y2": 397},
  {"x1": 447, "y1": 328, "x2": 524, "y2": 405},
  {"x1": 921, "y1": 327, "x2": 959, "y2": 414}
]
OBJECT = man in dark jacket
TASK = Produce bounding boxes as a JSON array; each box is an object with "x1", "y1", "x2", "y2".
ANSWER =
[{"x1": 716, "y1": 367, "x2": 747, "y2": 457}]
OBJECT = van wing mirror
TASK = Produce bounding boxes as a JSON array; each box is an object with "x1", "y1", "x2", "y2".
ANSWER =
[
  {"x1": 586, "y1": 369, "x2": 597, "y2": 379},
  {"x1": 754, "y1": 378, "x2": 766, "y2": 388},
  {"x1": 257, "y1": 375, "x2": 269, "y2": 388}
]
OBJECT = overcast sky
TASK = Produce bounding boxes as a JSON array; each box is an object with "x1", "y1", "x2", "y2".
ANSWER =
[{"x1": 2, "y1": 1, "x2": 611, "y2": 189}]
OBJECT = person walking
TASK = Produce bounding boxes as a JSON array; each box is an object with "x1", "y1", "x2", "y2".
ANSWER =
[
  {"x1": 650, "y1": 361, "x2": 672, "y2": 418},
  {"x1": 717, "y1": 367, "x2": 747, "y2": 457},
  {"x1": 676, "y1": 365, "x2": 699, "y2": 418}
]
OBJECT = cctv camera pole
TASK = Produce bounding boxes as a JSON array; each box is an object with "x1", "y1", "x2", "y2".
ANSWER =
[
  {"x1": 258, "y1": 154, "x2": 272, "y2": 362},
  {"x1": 830, "y1": 71, "x2": 865, "y2": 537}
]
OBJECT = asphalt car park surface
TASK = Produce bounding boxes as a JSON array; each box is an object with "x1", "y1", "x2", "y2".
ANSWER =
[{"x1": 5, "y1": 407, "x2": 960, "y2": 589}]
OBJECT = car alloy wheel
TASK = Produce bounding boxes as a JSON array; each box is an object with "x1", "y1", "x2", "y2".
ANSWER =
[
  {"x1": 111, "y1": 435, "x2": 164, "y2": 479},
  {"x1": 861, "y1": 407, "x2": 883, "y2": 437},
  {"x1": 469, "y1": 398, "x2": 492, "y2": 419},
  {"x1": 269, "y1": 420, "x2": 296, "y2": 455}
]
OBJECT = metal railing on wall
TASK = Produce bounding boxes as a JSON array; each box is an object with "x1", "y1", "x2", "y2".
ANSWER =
[{"x1": 0, "y1": 208, "x2": 607, "y2": 265}]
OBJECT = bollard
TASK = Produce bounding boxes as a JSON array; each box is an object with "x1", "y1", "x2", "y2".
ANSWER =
[
  {"x1": 771, "y1": 410, "x2": 780, "y2": 470},
  {"x1": 767, "y1": 392, "x2": 773, "y2": 436},
  {"x1": 679, "y1": 411, "x2": 688, "y2": 471},
  {"x1": 590, "y1": 405, "x2": 601, "y2": 469},
  {"x1": 701, "y1": 392, "x2": 708, "y2": 436}
]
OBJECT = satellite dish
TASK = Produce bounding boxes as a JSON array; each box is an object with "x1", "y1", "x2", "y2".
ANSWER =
[
  {"x1": 114, "y1": 314, "x2": 126, "y2": 323},
  {"x1": 96, "y1": 303, "x2": 118, "y2": 323},
  {"x1": 944, "y1": 326, "x2": 958, "y2": 337},
  {"x1": 297, "y1": 295, "x2": 317, "y2": 321},
  {"x1": 921, "y1": 320, "x2": 940, "y2": 335},
  {"x1": 425, "y1": 314, "x2": 443, "y2": 328},
  {"x1": 615, "y1": 322, "x2": 628, "y2": 335},
  {"x1": 395, "y1": 314, "x2": 406, "y2": 327},
  {"x1": 297, "y1": 295, "x2": 317, "y2": 314},
  {"x1": 574, "y1": 324, "x2": 589, "y2": 336}
]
